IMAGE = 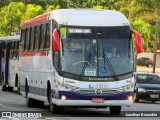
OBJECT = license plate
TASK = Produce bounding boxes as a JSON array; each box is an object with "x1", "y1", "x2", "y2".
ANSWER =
[
  {"x1": 150, "y1": 94, "x2": 159, "y2": 98},
  {"x1": 92, "y1": 98, "x2": 104, "y2": 103}
]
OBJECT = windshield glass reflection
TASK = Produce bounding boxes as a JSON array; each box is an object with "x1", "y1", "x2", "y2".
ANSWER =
[
  {"x1": 137, "y1": 74, "x2": 160, "y2": 84},
  {"x1": 60, "y1": 26, "x2": 133, "y2": 77}
]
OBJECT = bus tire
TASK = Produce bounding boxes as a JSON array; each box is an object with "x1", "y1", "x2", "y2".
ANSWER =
[
  {"x1": 18, "y1": 80, "x2": 21, "y2": 95},
  {"x1": 1, "y1": 75, "x2": 7, "y2": 91},
  {"x1": 8, "y1": 86, "x2": 13, "y2": 92},
  {"x1": 48, "y1": 84, "x2": 63, "y2": 113},
  {"x1": 109, "y1": 106, "x2": 121, "y2": 115},
  {"x1": 15, "y1": 74, "x2": 21, "y2": 95},
  {"x1": 26, "y1": 80, "x2": 35, "y2": 108},
  {"x1": 133, "y1": 92, "x2": 139, "y2": 103},
  {"x1": 36, "y1": 100, "x2": 44, "y2": 108},
  {"x1": 1, "y1": 82, "x2": 7, "y2": 91}
]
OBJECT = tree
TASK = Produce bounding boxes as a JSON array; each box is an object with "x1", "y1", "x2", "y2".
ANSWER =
[
  {"x1": 20, "y1": 4, "x2": 44, "y2": 26},
  {"x1": 45, "y1": 5, "x2": 60, "y2": 12},
  {"x1": 0, "y1": 2, "x2": 25, "y2": 36},
  {"x1": 131, "y1": 19, "x2": 154, "y2": 52}
]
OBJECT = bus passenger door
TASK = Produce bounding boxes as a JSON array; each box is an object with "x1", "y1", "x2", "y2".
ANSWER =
[{"x1": 5, "y1": 42, "x2": 11, "y2": 86}]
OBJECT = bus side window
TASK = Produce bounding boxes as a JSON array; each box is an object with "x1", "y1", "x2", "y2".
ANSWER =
[
  {"x1": 34, "y1": 26, "x2": 40, "y2": 51},
  {"x1": 44, "y1": 23, "x2": 50, "y2": 49},
  {"x1": 16, "y1": 41, "x2": 19, "y2": 59},
  {"x1": 2, "y1": 42, "x2": 6, "y2": 58},
  {"x1": 14, "y1": 41, "x2": 19, "y2": 59},
  {"x1": 30, "y1": 26, "x2": 35, "y2": 51},
  {"x1": 13, "y1": 41, "x2": 16, "y2": 59},
  {"x1": 20, "y1": 29, "x2": 26, "y2": 52},
  {"x1": 25, "y1": 28, "x2": 31, "y2": 51},
  {"x1": 40, "y1": 24, "x2": 45, "y2": 50},
  {"x1": 10, "y1": 42, "x2": 13, "y2": 59}
]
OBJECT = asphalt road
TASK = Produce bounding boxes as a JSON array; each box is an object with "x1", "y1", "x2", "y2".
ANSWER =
[{"x1": 0, "y1": 86, "x2": 160, "y2": 120}]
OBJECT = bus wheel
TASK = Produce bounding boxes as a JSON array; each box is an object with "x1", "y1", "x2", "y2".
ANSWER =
[
  {"x1": 1, "y1": 82, "x2": 7, "y2": 91},
  {"x1": 49, "y1": 87, "x2": 63, "y2": 113},
  {"x1": 8, "y1": 87, "x2": 13, "y2": 92},
  {"x1": 133, "y1": 92, "x2": 139, "y2": 103},
  {"x1": 1, "y1": 75, "x2": 7, "y2": 91},
  {"x1": 36, "y1": 100, "x2": 44, "y2": 108},
  {"x1": 26, "y1": 81, "x2": 35, "y2": 108},
  {"x1": 109, "y1": 106, "x2": 121, "y2": 115},
  {"x1": 18, "y1": 80, "x2": 21, "y2": 95}
]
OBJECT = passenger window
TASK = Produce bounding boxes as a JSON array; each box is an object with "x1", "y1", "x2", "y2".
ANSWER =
[
  {"x1": 40, "y1": 24, "x2": 45, "y2": 50},
  {"x1": 30, "y1": 27, "x2": 35, "y2": 51},
  {"x1": 25, "y1": 28, "x2": 31, "y2": 51},
  {"x1": 45, "y1": 23, "x2": 50, "y2": 49},
  {"x1": 20, "y1": 29, "x2": 26, "y2": 52},
  {"x1": 35, "y1": 26, "x2": 40, "y2": 50},
  {"x1": 10, "y1": 42, "x2": 13, "y2": 59}
]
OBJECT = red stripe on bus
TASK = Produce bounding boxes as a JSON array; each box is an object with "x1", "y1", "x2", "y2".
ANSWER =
[
  {"x1": 22, "y1": 13, "x2": 49, "y2": 27},
  {"x1": 19, "y1": 51, "x2": 47, "y2": 57}
]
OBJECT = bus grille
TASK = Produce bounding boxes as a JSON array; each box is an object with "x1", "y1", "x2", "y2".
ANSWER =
[{"x1": 72, "y1": 89, "x2": 122, "y2": 95}]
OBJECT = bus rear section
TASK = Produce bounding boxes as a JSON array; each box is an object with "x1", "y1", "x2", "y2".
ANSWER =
[
  {"x1": 0, "y1": 36, "x2": 20, "y2": 92},
  {"x1": 19, "y1": 9, "x2": 142, "y2": 115}
]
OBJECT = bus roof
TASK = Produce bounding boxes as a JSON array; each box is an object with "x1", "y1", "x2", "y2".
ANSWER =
[
  {"x1": 50, "y1": 9, "x2": 130, "y2": 27},
  {"x1": 21, "y1": 9, "x2": 130, "y2": 28},
  {"x1": 0, "y1": 35, "x2": 20, "y2": 42}
]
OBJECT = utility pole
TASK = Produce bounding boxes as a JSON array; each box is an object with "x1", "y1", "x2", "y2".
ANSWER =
[{"x1": 153, "y1": 8, "x2": 159, "y2": 73}]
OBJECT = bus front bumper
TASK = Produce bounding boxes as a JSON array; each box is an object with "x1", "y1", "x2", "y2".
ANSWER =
[{"x1": 52, "y1": 99, "x2": 133, "y2": 107}]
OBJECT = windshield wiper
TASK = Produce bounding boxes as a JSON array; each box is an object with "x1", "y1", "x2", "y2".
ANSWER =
[
  {"x1": 80, "y1": 52, "x2": 91, "y2": 76},
  {"x1": 103, "y1": 48, "x2": 118, "y2": 81}
]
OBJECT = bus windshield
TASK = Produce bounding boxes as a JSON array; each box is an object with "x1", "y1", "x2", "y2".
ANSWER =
[{"x1": 60, "y1": 26, "x2": 133, "y2": 77}]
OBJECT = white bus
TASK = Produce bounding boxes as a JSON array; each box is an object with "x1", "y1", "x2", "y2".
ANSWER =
[
  {"x1": 19, "y1": 9, "x2": 142, "y2": 115},
  {"x1": 0, "y1": 35, "x2": 20, "y2": 92}
]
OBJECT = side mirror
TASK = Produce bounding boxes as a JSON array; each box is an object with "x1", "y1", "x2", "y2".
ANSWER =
[
  {"x1": 52, "y1": 28, "x2": 60, "y2": 51},
  {"x1": 132, "y1": 30, "x2": 142, "y2": 54}
]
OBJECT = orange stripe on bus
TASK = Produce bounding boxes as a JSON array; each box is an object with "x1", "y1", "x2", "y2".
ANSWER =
[{"x1": 19, "y1": 51, "x2": 47, "y2": 57}]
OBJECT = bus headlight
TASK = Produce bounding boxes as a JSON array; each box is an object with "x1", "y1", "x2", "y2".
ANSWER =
[
  {"x1": 61, "y1": 95, "x2": 66, "y2": 100},
  {"x1": 128, "y1": 96, "x2": 133, "y2": 101},
  {"x1": 119, "y1": 83, "x2": 134, "y2": 92}
]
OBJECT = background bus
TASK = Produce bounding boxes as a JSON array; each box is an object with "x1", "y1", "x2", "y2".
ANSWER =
[
  {"x1": 19, "y1": 9, "x2": 142, "y2": 115},
  {"x1": 0, "y1": 35, "x2": 20, "y2": 92}
]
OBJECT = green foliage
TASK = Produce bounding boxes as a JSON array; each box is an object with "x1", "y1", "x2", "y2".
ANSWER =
[
  {"x1": 131, "y1": 19, "x2": 154, "y2": 52},
  {"x1": 20, "y1": 4, "x2": 44, "y2": 25},
  {"x1": 0, "y1": 2, "x2": 25, "y2": 36},
  {"x1": 45, "y1": 5, "x2": 60, "y2": 12}
]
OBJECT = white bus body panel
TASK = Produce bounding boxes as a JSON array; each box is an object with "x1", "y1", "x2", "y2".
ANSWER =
[
  {"x1": 19, "y1": 50, "x2": 54, "y2": 101},
  {"x1": 9, "y1": 59, "x2": 19, "y2": 89},
  {"x1": 49, "y1": 9, "x2": 130, "y2": 27}
]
